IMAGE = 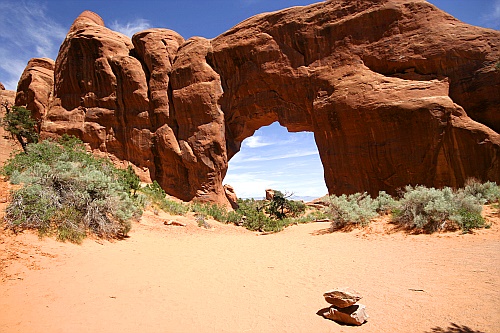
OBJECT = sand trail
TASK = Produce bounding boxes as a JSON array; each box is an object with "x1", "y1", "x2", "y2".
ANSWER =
[{"x1": 0, "y1": 208, "x2": 499, "y2": 333}]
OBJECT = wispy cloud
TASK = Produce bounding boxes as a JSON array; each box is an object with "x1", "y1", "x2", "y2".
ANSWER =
[
  {"x1": 482, "y1": 0, "x2": 500, "y2": 29},
  {"x1": 243, "y1": 136, "x2": 273, "y2": 148},
  {"x1": 0, "y1": 1, "x2": 66, "y2": 90},
  {"x1": 230, "y1": 149, "x2": 319, "y2": 164},
  {"x1": 223, "y1": 172, "x2": 280, "y2": 199},
  {"x1": 110, "y1": 18, "x2": 152, "y2": 37}
]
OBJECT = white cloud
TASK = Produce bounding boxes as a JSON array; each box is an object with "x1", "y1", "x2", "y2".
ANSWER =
[
  {"x1": 110, "y1": 18, "x2": 152, "y2": 37},
  {"x1": 243, "y1": 136, "x2": 273, "y2": 148},
  {"x1": 235, "y1": 150, "x2": 319, "y2": 163},
  {"x1": 223, "y1": 172, "x2": 280, "y2": 199},
  {"x1": 0, "y1": 1, "x2": 66, "y2": 90}
]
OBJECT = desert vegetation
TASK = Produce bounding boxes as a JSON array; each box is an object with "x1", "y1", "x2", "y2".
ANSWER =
[
  {"x1": 1, "y1": 136, "x2": 142, "y2": 242},
  {"x1": 325, "y1": 180, "x2": 499, "y2": 233},
  {"x1": 1, "y1": 103, "x2": 39, "y2": 152},
  {"x1": 0, "y1": 106, "x2": 497, "y2": 240}
]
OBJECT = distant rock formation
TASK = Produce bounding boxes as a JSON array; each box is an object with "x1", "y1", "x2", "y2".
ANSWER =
[{"x1": 15, "y1": 0, "x2": 500, "y2": 205}]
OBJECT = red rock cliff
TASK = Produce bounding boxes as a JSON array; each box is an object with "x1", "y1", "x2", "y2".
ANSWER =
[{"x1": 16, "y1": 2, "x2": 500, "y2": 205}]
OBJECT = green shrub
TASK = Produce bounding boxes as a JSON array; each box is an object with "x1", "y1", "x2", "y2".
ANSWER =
[
  {"x1": 1, "y1": 105, "x2": 39, "y2": 152},
  {"x1": 190, "y1": 202, "x2": 231, "y2": 222},
  {"x1": 393, "y1": 185, "x2": 487, "y2": 232},
  {"x1": 265, "y1": 190, "x2": 306, "y2": 219},
  {"x1": 374, "y1": 191, "x2": 398, "y2": 213},
  {"x1": 139, "y1": 181, "x2": 189, "y2": 216},
  {"x1": 2, "y1": 138, "x2": 141, "y2": 242},
  {"x1": 462, "y1": 179, "x2": 500, "y2": 203},
  {"x1": 287, "y1": 199, "x2": 307, "y2": 217},
  {"x1": 236, "y1": 198, "x2": 274, "y2": 231},
  {"x1": 324, "y1": 192, "x2": 378, "y2": 229}
]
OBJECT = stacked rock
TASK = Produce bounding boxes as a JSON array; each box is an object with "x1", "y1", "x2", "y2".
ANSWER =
[{"x1": 322, "y1": 288, "x2": 368, "y2": 326}]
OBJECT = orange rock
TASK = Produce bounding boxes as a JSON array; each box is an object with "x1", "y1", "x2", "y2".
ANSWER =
[
  {"x1": 14, "y1": 2, "x2": 500, "y2": 206},
  {"x1": 224, "y1": 185, "x2": 239, "y2": 210},
  {"x1": 0, "y1": 88, "x2": 21, "y2": 163},
  {"x1": 323, "y1": 304, "x2": 369, "y2": 326},
  {"x1": 15, "y1": 58, "x2": 54, "y2": 128},
  {"x1": 324, "y1": 288, "x2": 363, "y2": 308},
  {"x1": 265, "y1": 189, "x2": 275, "y2": 201}
]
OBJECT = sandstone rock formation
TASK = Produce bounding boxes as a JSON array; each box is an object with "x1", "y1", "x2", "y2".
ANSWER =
[
  {"x1": 0, "y1": 87, "x2": 21, "y2": 164},
  {"x1": 224, "y1": 184, "x2": 239, "y2": 210},
  {"x1": 15, "y1": 58, "x2": 55, "y2": 129},
  {"x1": 265, "y1": 189, "x2": 275, "y2": 201},
  {"x1": 15, "y1": 1, "x2": 500, "y2": 205}
]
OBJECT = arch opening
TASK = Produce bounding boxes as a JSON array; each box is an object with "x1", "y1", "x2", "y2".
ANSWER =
[{"x1": 223, "y1": 122, "x2": 328, "y2": 200}]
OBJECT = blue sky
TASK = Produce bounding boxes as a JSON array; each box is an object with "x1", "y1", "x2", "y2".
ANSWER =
[{"x1": 0, "y1": 0, "x2": 499, "y2": 199}]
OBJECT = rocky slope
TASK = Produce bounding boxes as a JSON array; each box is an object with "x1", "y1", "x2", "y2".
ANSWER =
[{"x1": 14, "y1": 0, "x2": 500, "y2": 205}]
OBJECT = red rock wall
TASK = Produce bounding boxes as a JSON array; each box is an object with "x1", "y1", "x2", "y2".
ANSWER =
[{"x1": 15, "y1": 1, "x2": 500, "y2": 204}]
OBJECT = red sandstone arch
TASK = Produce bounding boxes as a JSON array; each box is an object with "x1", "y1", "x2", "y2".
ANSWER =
[{"x1": 15, "y1": 1, "x2": 500, "y2": 206}]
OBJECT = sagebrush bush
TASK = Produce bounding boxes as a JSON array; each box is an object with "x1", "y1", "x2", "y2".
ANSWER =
[
  {"x1": 325, "y1": 192, "x2": 378, "y2": 229},
  {"x1": 393, "y1": 185, "x2": 488, "y2": 232},
  {"x1": 374, "y1": 191, "x2": 398, "y2": 213},
  {"x1": 462, "y1": 179, "x2": 500, "y2": 203},
  {"x1": 2, "y1": 137, "x2": 141, "y2": 242}
]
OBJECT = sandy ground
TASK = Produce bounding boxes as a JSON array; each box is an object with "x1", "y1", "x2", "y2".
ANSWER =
[{"x1": 0, "y1": 194, "x2": 499, "y2": 333}]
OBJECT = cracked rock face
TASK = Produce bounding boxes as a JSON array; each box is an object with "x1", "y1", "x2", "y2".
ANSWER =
[{"x1": 16, "y1": 1, "x2": 500, "y2": 205}]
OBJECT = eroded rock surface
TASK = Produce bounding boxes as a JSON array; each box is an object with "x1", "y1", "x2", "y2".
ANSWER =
[
  {"x1": 15, "y1": 58, "x2": 55, "y2": 128},
  {"x1": 0, "y1": 87, "x2": 21, "y2": 163},
  {"x1": 15, "y1": 1, "x2": 500, "y2": 205}
]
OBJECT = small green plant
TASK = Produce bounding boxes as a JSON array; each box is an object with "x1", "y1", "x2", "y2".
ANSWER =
[
  {"x1": 139, "y1": 181, "x2": 189, "y2": 216},
  {"x1": 117, "y1": 165, "x2": 140, "y2": 196},
  {"x1": 195, "y1": 213, "x2": 211, "y2": 229}
]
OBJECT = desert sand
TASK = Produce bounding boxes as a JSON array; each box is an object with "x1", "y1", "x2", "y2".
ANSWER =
[{"x1": 1, "y1": 198, "x2": 499, "y2": 333}]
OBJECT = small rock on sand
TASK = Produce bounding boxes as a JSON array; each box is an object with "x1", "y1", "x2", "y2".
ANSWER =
[
  {"x1": 322, "y1": 304, "x2": 368, "y2": 326},
  {"x1": 323, "y1": 287, "x2": 362, "y2": 308}
]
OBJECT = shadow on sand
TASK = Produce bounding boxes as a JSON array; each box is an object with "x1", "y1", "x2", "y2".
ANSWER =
[{"x1": 426, "y1": 323, "x2": 485, "y2": 333}]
